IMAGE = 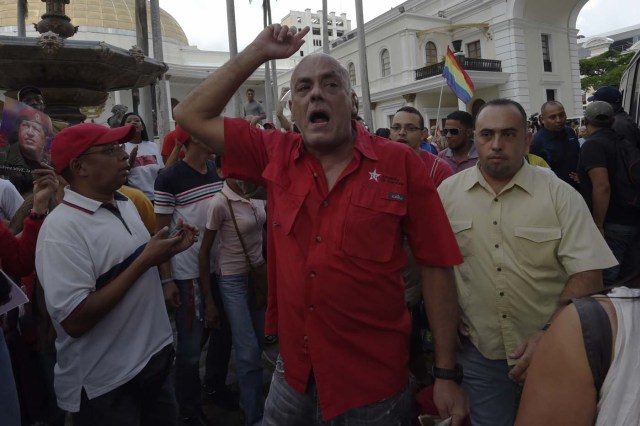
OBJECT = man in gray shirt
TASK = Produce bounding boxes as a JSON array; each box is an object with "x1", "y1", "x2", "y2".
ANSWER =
[{"x1": 242, "y1": 88, "x2": 266, "y2": 126}]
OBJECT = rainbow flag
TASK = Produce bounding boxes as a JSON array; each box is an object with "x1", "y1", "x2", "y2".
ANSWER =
[{"x1": 442, "y1": 47, "x2": 475, "y2": 103}]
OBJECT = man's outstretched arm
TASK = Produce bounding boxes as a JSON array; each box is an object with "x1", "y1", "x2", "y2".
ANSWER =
[{"x1": 174, "y1": 24, "x2": 309, "y2": 155}]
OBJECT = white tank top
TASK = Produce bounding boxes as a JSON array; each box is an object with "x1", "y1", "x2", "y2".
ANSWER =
[{"x1": 596, "y1": 286, "x2": 640, "y2": 426}]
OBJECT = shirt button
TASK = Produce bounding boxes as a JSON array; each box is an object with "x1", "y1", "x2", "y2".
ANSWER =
[
  {"x1": 499, "y1": 292, "x2": 505, "y2": 296},
  {"x1": 494, "y1": 198, "x2": 499, "y2": 202},
  {"x1": 303, "y1": 335, "x2": 309, "y2": 341},
  {"x1": 309, "y1": 271, "x2": 317, "y2": 278},
  {"x1": 497, "y1": 267, "x2": 502, "y2": 272},
  {"x1": 313, "y1": 172, "x2": 318, "y2": 179},
  {"x1": 322, "y1": 201, "x2": 329, "y2": 208},
  {"x1": 494, "y1": 244, "x2": 499, "y2": 248},
  {"x1": 309, "y1": 305, "x2": 315, "y2": 311},
  {"x1": 493, "y1": 221, "x2": 498, "y2": 225},
  {"x1": 315, "y1": 236, "x2": 322, "y2": 243},
  {"x1": 272, "y1": 221, "x2": 280, "y2": 227},
  {"x1": 502, "y1": 314, "x2": 507, "y2": 319}
]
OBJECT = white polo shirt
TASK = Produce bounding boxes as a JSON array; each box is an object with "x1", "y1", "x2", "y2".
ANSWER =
[{"x1": 36, "y1": 188, "x2": 173, "y2": 412}]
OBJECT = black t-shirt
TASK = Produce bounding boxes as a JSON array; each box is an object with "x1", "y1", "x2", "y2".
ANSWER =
[{"x1": 577, "y1": 127, "x2": 640, "y2": 225}]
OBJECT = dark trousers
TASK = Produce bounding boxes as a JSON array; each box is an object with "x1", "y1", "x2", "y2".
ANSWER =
[
  {"x1": 203, "y1": 274, "x2": 233, "y2": 392},
  {"x1": 72, "y1": 344, "x2": 177, "y2": 426}
]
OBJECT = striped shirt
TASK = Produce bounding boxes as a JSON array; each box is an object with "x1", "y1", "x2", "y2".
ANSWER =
[{"x1": 154, "y1": 160, "x2": 223, "y2": 279}]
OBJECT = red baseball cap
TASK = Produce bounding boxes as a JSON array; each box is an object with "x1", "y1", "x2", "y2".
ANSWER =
[
  {"x1": 17, "y1": 105, "x2": 52, "y2": 133},
  {"x1": 51, "y1": 123, "x2": 136, "y2": 174}
]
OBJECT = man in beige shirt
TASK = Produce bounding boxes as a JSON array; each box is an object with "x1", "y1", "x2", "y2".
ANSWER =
[{"x1": 437, "y1": 99, "x2": 618, "y2": 426}]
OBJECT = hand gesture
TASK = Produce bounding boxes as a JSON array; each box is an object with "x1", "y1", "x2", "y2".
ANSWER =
[
  {"x1": 32, "y1": 163, "x2": 59, "y2": 214},
  {"x1": 251, "y1": 24, "x2": 310, "y2": 62},
  {"x1": 508, "y1": 330, "x2": 545, "y2": 382},
  {"x1": 140, "y1": 219, "x2": 199, "y2": 267},
  {"x1": 128, "y1": 145, "x2": 139, "y2": 169}
]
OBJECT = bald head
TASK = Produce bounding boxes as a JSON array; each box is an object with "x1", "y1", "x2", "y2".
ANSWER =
[{"x1": 292, "y1": 53, "x2": 351, "y2": 94}]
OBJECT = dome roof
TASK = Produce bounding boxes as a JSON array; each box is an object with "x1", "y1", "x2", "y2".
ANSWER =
[{"x1": 0, "y1": 0, "x2": 189, "y2": 45}]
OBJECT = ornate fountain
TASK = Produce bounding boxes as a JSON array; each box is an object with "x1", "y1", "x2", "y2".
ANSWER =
[{"x1": 0, "y1": 0, "x2": 167, "y2": 123}]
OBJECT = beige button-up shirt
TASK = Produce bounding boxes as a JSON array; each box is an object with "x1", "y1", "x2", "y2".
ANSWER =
[{"x1": 438, "y1": 162, "x2": 617, "y2": 362}]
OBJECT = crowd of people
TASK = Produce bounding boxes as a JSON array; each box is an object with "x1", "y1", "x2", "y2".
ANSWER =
[{"x1": 1, "y1": 23, "x2": 639, "y2": 426}]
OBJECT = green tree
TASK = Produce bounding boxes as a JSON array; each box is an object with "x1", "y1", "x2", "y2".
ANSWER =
[{"x1": 579, "y1": 49, "x2": 633, "y2": 91}]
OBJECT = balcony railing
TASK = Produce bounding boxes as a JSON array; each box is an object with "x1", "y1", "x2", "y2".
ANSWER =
[{"x1": 415, "y1": 57, "x2": 502, "y2": 80}]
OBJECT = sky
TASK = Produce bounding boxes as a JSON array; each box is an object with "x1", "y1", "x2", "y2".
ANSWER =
[{"x1": 158, "y1": 0, "x2": 640, "y2": 52}]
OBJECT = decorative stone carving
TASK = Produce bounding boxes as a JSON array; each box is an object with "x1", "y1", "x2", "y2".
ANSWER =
[
  {"x1": 97, "y1": 41, "x2": 114, "y2": 61},
  {"x1": 107, "y1": 104, "x2": 128, "y2": 128},
  {"x1": 129, "y1": 46, "x2": 146, "y2": 64},
  {"x1": 402, "y1": 93, "x2": 416, "y2": 104},
  {"x1": 37, "y1": 31, "x2": 64, "y2": 54}
]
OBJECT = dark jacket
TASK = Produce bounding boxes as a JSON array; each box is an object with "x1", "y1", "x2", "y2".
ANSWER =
[
  {"x1": 531, "y1": 125, "x2": 581, "y2": 190},
  {"x1": 613, "y1": 109, "x2": 640, "y2": 149}
]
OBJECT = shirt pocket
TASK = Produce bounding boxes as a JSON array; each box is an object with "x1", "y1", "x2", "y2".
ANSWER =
[
  {"x1": 263, "y1": 163, "x2": 308, "y2": 235},
  {"x1": 450, "y1": 220, "x2": 474, "y2": 257},
  {"x1": 513, "y1": 226, "x2": 562, "y2": 277},
  {"x1": 341, "y1": 190, "x2": 406, "y2": 262}
]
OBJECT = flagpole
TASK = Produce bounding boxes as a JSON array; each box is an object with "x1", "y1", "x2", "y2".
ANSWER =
[{"x1": 435, "y1": 77, "x2": 445, "y2": 137}]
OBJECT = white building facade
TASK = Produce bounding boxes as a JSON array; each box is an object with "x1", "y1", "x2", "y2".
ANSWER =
[
  {"x1": 1, "y1": 0, "x2": 594, "y2": 132},
  {"x1": 278, "y1": 0, "x2": 590, "y2": 130}
]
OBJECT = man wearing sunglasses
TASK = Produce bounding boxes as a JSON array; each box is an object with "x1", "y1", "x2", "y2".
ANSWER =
[
  {"x1": 36, "y1": 123, "x2": 199, "y2": 425},
  {"x1": 438, "y1": 111, "x2": 478, "y2": 174}
]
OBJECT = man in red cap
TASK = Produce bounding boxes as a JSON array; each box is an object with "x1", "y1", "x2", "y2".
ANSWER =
[{"x1": 36, "y1": 123, "x2": 199, "y2": 426}]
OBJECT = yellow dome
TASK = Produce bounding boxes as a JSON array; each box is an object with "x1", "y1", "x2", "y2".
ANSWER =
[{"x1": 0, "y1": 0, "x2": 189, "y2": 45}]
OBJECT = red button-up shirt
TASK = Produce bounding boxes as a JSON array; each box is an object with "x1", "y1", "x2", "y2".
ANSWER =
[{"x1": 223, "y1": 118, "x2": 462, "y2": 419}]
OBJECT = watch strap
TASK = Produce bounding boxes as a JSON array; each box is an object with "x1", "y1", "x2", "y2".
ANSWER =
[{"x1": 432, "y1": 364, "x2": 463, "y2": 384}]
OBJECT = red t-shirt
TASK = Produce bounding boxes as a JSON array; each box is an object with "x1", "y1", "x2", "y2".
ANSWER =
[
  {"x1": 223, "y1": 118, "x2": 462, "y2": 419},
  {"x1": 418, "y1": 150, "x2": 454, "y2": 187}
]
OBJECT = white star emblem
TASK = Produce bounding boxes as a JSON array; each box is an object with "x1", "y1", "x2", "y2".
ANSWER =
[{"x1": 369, "y1": 169, "x2": 381, "y2": 182}]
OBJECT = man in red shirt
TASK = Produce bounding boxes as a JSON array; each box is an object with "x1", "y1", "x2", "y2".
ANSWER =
[{"x1": 175, "y1": 25, "x2": 468, "y2": 425}]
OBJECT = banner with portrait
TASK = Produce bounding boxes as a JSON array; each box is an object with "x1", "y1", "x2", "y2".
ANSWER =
[{"x1": 0, "y1": 95, "x2": 55, "y2": 175}]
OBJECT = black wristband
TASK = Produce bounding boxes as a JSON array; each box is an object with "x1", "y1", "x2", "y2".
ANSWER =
[{"x1": 432, "y1": 364, "x2": 463, "y2": 384}]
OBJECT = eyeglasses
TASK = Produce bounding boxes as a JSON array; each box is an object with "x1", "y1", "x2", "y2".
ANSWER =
[
  {"x1": 79, "y1": 143, "x2": 126, "y2": 157},
  {"x1": 442, "y1": 128, "x2": 460, "y2": 135},
  {"x1": 390, "y1": 125, "x2": 422, "y2": 133}
]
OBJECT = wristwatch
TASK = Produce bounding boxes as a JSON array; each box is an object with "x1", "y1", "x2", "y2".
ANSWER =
[{"x1": 432, "y1": 364, "x2": 463, "y2": 384}]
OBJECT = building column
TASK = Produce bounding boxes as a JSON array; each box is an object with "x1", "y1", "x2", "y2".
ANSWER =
[
  {"x1": 399, "y1": 30, "x2": 418, "y2": 84},
  {"x1": 491, "y1": 18, "x2": 531, "y2": 114},
  {"x1": 567, "y1": 28, "x2": 583, "y2": 116}
]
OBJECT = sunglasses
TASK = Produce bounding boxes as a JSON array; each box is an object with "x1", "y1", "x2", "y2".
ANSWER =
[{"x1": 442, "y1": 128, "x2": 460, "y2": 135}]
